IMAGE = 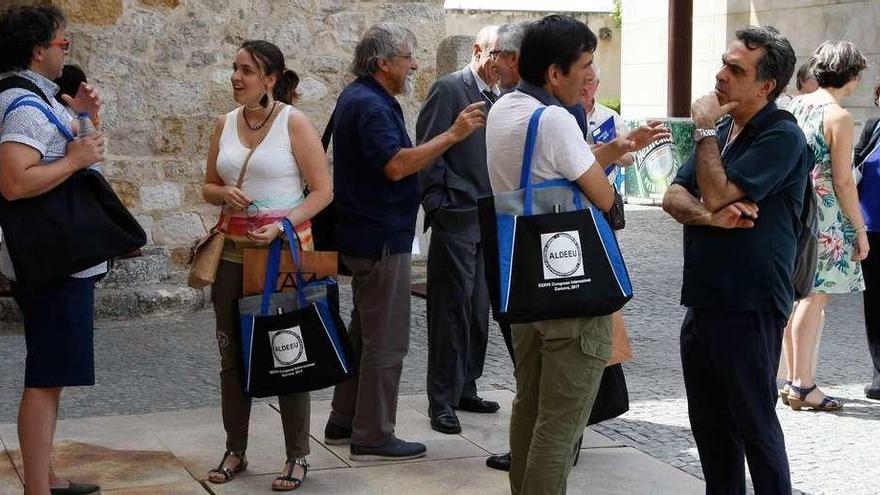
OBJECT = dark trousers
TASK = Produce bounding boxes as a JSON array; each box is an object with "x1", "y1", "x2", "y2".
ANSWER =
[
  {"x1": 329, "y1": 250, "x2": 411, "y2": 447},
  {"x1": 426, "y1": 223, "x2": 490, "y2": 414},
  {"x1": 861, "y1": 232, "x2": 880, "y2": 380},
  {"x1": 680, "y1": 308, "x2": 791, "y2": 495},
  {"x1": 212, "y1": 260, "x2": 310, "y2": 461}
]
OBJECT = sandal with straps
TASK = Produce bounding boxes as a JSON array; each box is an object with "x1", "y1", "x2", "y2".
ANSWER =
[
  {"x1": 272, "y1": 457, "x2": 309, "y2": 492},
  {"x1": 207, "y1": 450, "x2": 248, "y2": 484},
  {"x1": 788, "y1": 383, "x2": 843, "y2": 411},
  {"x1": 779, "y1": 380, "x2": 792, "y2": 406}
]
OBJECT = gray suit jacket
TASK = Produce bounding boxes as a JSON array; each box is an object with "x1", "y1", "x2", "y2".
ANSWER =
[{"x1": 416, "y1": 67, "x2": 491, "y2": 238}]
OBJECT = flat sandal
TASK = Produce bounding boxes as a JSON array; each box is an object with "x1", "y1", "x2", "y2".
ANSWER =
[
  {"x1": 207, "y1": 450, "x2": 247, "y2": 484},
  {"x1": 272, "y1": 457, "x2": 308, "y2": 491}
]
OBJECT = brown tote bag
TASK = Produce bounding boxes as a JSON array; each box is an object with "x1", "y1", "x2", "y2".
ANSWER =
[
  {"x1": 187, "y1": 106, "x2": 281, "y2": 288},
  {"x1": 242, "y1": 243, "x2": 337, "y2": 296},
  {"x1": 608, "y1": 311, "x2": 634, "y2": 366}
]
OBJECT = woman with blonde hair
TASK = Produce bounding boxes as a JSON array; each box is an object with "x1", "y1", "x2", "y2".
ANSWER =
[
  {"x1": 783, "y1": 41, "x2": 868, "y2": 411},
  {"x1": 202, "y1": 40, "x2": 332, "y2": 490}
]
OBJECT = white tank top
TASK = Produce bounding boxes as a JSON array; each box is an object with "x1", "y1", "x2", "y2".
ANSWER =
[{"x1": 216, "y1": 104, "x2": 305, "y2": 217}]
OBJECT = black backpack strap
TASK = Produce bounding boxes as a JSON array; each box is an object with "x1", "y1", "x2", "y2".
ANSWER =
[
  {"x1": 0, "y1": 75, "x2": 52, "y2": 106},
  {"x1": 321, "y1": 106, "x2": 336, "y2": 152}
]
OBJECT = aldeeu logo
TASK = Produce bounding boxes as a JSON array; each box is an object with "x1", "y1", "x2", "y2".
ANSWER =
[
  {"x1": 268, "y1": 327, "x2": 308, "y2": 368},
  {"x1": 540, "y1": 231, "x2": 585, "y2": 280}
]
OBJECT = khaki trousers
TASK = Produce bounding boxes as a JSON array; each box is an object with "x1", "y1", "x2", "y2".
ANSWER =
[{"x1": 508, "y1": 315, "x2": 612, "y2": 495}]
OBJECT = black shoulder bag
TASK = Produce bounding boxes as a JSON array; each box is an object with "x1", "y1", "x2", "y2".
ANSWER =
[{"x1": 0, "y1": 77, "x2": 146, "y2": 289}]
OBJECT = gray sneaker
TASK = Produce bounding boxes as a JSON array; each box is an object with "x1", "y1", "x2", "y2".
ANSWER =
[{"x1": 349, "y1": 438, "x2": 427, "y2": 462}]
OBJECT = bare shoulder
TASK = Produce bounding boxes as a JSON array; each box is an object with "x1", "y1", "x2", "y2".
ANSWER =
[{"x1": 824, "y1": 103, "x2": 853, "y2": 128}]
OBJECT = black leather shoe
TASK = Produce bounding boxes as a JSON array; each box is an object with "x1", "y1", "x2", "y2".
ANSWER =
[
  {"x1": 430, "y1": 411, "x2": 462, "y2": 434},
  {"x1": 50, "y1": 481, "x2": 101, "y2": 494},
  {"x1": 486, "y1": 452, "x2": 511, "y2": 471},
  {"x1": 866, "y1": 373, "x2": 880, "y2": 400},
  {"x1": 456, "y1": 396, "x2": 500, "y2": 414}
]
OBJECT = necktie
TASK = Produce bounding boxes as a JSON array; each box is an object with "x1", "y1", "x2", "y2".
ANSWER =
[{"x1": 481, "y1": 90, "x2": 498, "y2": 104}]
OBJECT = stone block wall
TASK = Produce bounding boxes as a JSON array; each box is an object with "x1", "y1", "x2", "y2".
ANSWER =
[{"x1": 41, "y1": 0, "x2": 445, "y2": 264}]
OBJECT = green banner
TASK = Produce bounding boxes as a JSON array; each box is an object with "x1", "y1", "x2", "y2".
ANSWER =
[{"x1": 623, "y1": 118, "x2": 695, "y2": 205}]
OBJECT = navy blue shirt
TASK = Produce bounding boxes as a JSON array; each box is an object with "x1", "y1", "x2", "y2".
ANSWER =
[
  {"x1": 672, "y1": 103, "x2": 811, "y2": 318},
  {"x1": 332, "y1": 76, "x2": 417, "y2": 260}
]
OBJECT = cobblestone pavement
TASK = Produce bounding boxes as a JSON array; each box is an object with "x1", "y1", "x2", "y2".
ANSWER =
[{"x1": 1, "y1": 208, "x2": 877, "y2": 494}]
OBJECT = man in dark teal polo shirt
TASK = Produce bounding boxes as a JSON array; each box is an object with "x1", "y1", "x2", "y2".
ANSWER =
[
  {"x1": 324, "y1": 22, "x2": 486, "y2": 462},
  {"x1": 662, "y1": 26, "x2": 810, "y2": 494}
]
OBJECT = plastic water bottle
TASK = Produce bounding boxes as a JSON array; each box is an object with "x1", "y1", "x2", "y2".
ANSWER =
[{"x1": 77, "y1": 112, "x2": 102, "y2": 173}]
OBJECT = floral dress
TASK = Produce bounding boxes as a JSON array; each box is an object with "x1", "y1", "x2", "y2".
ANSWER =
[{"x1": 789, "y1": 98, "x2": 865, "y2": 294}]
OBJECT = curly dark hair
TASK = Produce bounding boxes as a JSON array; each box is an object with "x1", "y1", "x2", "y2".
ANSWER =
[{"x1": 0, "y1": 5, "x2": 66, "y2": 72}]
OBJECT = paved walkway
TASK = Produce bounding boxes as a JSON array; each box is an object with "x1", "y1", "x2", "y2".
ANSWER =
[
  {"x1": 1, "y1": 207, "x2": 878, "y2": 494},
  {"x1": 0, "y1": 390, "x2": 704, "y2": 494}
]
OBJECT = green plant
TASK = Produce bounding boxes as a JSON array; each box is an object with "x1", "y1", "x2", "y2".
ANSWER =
[
  {"x1": 599, "y1": 97, "x2": 621, "y2": 115},
  {"x1": 611, "y1": 0, "x2": 622, "y2": 29}
]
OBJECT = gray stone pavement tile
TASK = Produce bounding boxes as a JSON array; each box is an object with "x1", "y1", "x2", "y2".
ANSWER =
[
  {"x1": 102, "y1": 480, "x2": 210, "y2": 494},
  {"x1": 309, "y1": 398, "x2": 488, "y2": 467},
  {"x1": 399, "y1": 389, "x2": 618, "y2": 454},
  {"x1": 0, "y1": 435, "x2": 23, "y2": 495},
  {"x1": 568, "y1": 446, "x2": 704, "y2": 494},
  {"x1": 209, "y1": 457, "x2": 509, "y2": 495},
  {"x1": 0, "y1": 414, "x2": 193, "y2": 491},
  {"x1": 136, "y1": 403, "x2": 346, "y2": 481}
]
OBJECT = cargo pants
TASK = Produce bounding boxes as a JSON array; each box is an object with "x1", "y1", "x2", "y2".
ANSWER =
[{"x1": 508, "y1": 315, "x2": 612, "y2": 495}]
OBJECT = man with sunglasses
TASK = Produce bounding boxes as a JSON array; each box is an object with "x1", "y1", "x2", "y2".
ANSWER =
[
  {"x1": 0, "y1": 4, "x2": 104, "y2": 495},
  {"x1": 415, "y1": 25, "x2": 502, "y2": 435}
]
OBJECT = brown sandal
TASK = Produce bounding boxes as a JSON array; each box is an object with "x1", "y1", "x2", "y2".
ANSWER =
[{"x1": 207, "y1": 450, "x2": 247, "y2": 484}]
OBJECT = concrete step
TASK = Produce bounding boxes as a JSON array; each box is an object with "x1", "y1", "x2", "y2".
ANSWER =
[
  {"x1": 0, "y1": 281, "x2": 209, "y2": 333},
  {"x1": 97, "y1": 247, "x2": 175, "y2": 288}
]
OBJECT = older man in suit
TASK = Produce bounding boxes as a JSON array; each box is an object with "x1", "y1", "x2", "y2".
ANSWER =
[{"x1": 416, "y1": 25, "x2": 501, "y2": 434}]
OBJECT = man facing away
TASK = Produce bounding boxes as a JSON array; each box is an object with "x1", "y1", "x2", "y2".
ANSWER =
[
  {"x1": 323, "y1": 22, "x2": 486, "y2": 461},
  {"x1": 416, "y1": 25, "x2": 502, "y2": 436},
  {"x1": 662, "y1": 26, "x2": 810, "y2": 494}
]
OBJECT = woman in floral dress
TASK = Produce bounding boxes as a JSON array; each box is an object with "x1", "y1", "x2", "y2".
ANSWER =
[{"x1": 782, "y1": 41, "x2": 869, "y2": 411}]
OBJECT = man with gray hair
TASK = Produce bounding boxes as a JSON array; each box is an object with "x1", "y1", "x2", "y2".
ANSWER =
[
  {"x1": 324, "y1": 22, "x2": 486, "y2": 461},
  {"x1": 416, "y1": 25, "x2": 501, "y2": 436},
  {"x1": 496, "y1": 21, "x2": 530, "y2": 91}
]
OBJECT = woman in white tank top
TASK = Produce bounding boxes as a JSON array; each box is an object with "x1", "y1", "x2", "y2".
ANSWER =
[{"x1": 201, "y1": 40, "x2": 332, "y2": 491}]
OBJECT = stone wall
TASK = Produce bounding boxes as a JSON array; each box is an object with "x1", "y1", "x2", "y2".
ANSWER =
[{"x1": 32, "y1": 0, "x2": 445, "y2": 264}]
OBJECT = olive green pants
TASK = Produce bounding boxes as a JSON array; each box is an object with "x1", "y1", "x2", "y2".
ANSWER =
[{"x1": 508, "y1": 315, "x2": 612, "y2": 495}]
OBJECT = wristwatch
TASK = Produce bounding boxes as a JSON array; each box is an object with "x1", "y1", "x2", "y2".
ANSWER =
[
  {"x1": 693, "y1": 128, "x2": 717, "y2": 143},
  {"x1": 275, "y1": 221, "x2": 285, "y2": 235}
]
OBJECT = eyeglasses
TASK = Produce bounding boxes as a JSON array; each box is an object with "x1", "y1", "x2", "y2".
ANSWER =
[
  {"x1": 395, "y1": 52, "x2": 413, "y2": 60},
  {"x1": 487, "y1": 50, "x2": 502, "y2": 60},
  {"x1": 48, "y1": 39, "x2": 70, "y2": 52}
]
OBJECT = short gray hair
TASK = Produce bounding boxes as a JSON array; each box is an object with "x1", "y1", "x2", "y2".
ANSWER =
[
  {"x1": 497, "y1": 21, "x2": 530, "y2": 54},
  {"x1": 351, "y1": 23, "x2": 417, "y2": 78},
  {"x1": 810, "y1": 41, "x2": 867, "y2": 89},
  {"x1": 475, "y1": 25, "x2": 499, "y2": 50},
  {"x1": 591, "y1": 63, "x2": 601, "y2": 81}
]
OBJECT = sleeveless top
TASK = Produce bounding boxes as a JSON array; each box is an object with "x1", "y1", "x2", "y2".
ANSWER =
[
  {"x1": 216, "y1": 104, "x2": 310, "y2": 262},
  {"x1": 788, "y1": 97, "x2": 865, "y2": 293}
]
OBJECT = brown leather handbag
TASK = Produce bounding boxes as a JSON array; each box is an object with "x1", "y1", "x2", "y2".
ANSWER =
[{"x1": 187, "y1": 107, "x2": 279, "y2": 288}]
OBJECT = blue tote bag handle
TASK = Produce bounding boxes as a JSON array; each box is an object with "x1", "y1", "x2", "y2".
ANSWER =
[
  {"x1": 259, "y1": 218, "x2": 310, "y2": 314},
  {"x1": 4, "y1": 95, "x2": 75, "y2": 142},
  {"x1": 518, "y1": 107, "x2": 584, "y2": 214}
]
